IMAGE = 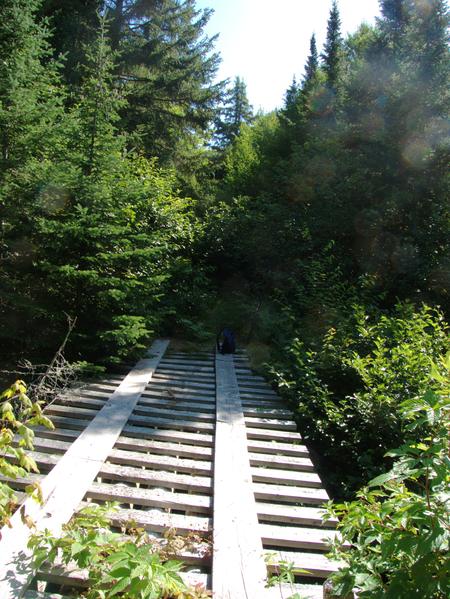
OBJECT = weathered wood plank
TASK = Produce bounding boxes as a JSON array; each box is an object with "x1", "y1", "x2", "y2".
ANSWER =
[
  {"x1": 127, "y1": 413, "x2": 214, "y2": 433},
  {"x1": 260, "y1": 523, "x2": 339, "y2": 550},
  {"x1": 141, "y1": 389, "x2": 215, "y2": 403},
  {"x1": 242, "y1": 407, "x2": 292, "y2": 419},
  {"x1": 108, "y1": 447, "x2": 212, "y2": 475},
  {"x1": 133, "y1": 403, "x2": 215, "y2": 422},
  {"x1": 104, "y1": 505, "x2": 211, "y2": 535},
  {"x1": 265, "y1": 550, "x2": 341, "y2": 578},
  {"x1": 256, "y1": 503, "x2": 335, "y2": 527},
  {"x1": 264, "y1": 583, "x2": 323, "y2": 599},
  {"x1": 122, "y1": 424, "x2": 214, "y2": 447},
  {"x1": 249, "y1": 452, "x2": 314, "y2": 471},
  {"x1": 144, "y1": 383, "x2": 214, "y2": 398},
  {"x1": 149, "y1": 377, "x2": 216, "y2": 390},
  {"x1": 137, "y1": 396, "x2": 216, "y2": 413},
  {"x1": 87, "y1": 481, "x2": 211, "y2": 513},
  {"x1": 246, "y1": 427, "x2": 302, "y2": 441},
  {"x1": 97, "y1": 462, "x2": 212, "y2": 492},
  {"x1": 0, "y1": 339, "x2": 169, "y2": 599},
  {"x1": 244, "y1": 416, "x2": 297, "y2": 431},
  {"x1": 248, "y1": 439, "x2": 309, "y2": 457},
  {"x1": 212, "y1": 353, "x2": 267, "y2": 599},
  {"x1": 253, "y1": 483, "x2": 329, "y2": 505},
  {"x1": 251, "y1": 467, "x2": 322, "y2": 488}
]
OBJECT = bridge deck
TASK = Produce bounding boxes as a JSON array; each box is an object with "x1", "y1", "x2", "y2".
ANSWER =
[{"x1": 0, "y1": 342, "x2": 340, "y2": 599}]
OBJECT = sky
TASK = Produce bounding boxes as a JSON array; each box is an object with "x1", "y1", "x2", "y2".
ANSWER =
[{"x1": 195, "y1": 0, "x2": 382, "y2": 112}]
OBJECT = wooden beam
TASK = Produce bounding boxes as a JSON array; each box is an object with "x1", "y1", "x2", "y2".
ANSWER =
[
  {"x1": 0, "y1": 339, "x2": 169, "y2": 599},
  {"x1": 212, "y1": 354, "x2": 267, "y2": 598}
]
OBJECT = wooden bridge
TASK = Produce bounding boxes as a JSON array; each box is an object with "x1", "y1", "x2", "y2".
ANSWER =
[{"x1": 0, "y1": 340, "x2": 341, "y2": 599}]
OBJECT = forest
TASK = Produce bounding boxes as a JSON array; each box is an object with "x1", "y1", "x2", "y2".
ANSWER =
[{"x1": 0, "y1": 0, "x2": 449, "y2": 597}]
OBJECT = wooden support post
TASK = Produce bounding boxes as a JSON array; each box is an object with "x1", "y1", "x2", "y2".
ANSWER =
[
  {"x1": 212, "y1": 353, "x2": 267, "y2": 598},
  {"x1": 0, "y1": 339, "x2": 169, "y2": 599}
]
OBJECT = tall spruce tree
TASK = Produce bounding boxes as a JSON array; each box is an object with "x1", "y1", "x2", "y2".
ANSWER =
[
  {"x1": 321, "y1": 0, "x2": 343, "y2": 88},
  {"x1": 215, "y1": 76, "x2": 254, "y2": 147},
  {"x1": 0, "y1": 0, "x2": 67, "y2": 359},
  {"x1": 0, "y1": 0, "x2": 64, "y2": 173},
  {"x1": 38, "y1": 0, "x2": 101, "y2": 85},
  {"x1": 303, "y1": 33, "x2": 319, "y2": 89},
  {"x1": 103, "y1": 0, "x2": 222, "y2": 164},
  {"x1": 31, "y1": 18, "x2": 203, "y2": 362}
]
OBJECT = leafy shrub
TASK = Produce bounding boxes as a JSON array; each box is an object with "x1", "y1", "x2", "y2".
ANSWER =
[
  {"x1": 272, "y1": 302, "x2": 448, "y2": 496},
  {"x1": 325, "y1": 353, "x2": 450, "y2": 598},
  {"x1": 0, "y1": 380, "x2": 54, "y2": 526},
  {"x1": 30, "y1": 503, "x2": 212, "y2": 598}
]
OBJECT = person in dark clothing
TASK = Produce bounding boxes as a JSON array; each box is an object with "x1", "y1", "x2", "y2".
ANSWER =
[{"x1": 217, "y1": 328, "x2": 236, "y2": 354}]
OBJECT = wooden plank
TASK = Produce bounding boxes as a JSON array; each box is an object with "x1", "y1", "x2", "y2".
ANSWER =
[
  {"x1": 137, "y1": 396, "x2": 216, "y2": 413},
  {"x1": 154, "y1": 370, "x2": 215, "y2": 381},
  {"x1": 122, "y1": 424, "x2": 213, "y2": 447},
  {"x1": 0, "y1": 339, "x2": 169, "y2": 598},
  {"x1": 248, "y1": 440, "x2": 309, "y2": 457},
  {"x1": 145, "y1": 383, "x2": 214, "y2": 398},
  {"x1": 127, "y1": 413, "x2": 214, "y2": 433},
  {"x1": 251, "y1": 467, "x2": 322, "y2": 488},
  {"x1": 149, "y1": 377, "x2": 215, "y2": 390},
  {"x1": 253, "y1": 483, "x2": 329, "y2": 505},
  {"x1": 133, "y1": 403, "x2": 215, "y2": 422},
  {"x1": 158, "y1": 358, "x2": 213, "y2": 368},
  {"x1": 113, "y1": 436, "x2": 213, "y2": 459},
  {"x1": 23, "y1": 592, "x2": 64, "y2": 599},
  {"x1": 157, "y1": 364, "x2": 214, "y2": 374},
  {"x1": 108, "y1": 447, "x2": 212, "y2": 475},
  {"x1": 141, "y1": 389, "x2": 215, "y2": 403},
  {"x1": 242, "y1": 407, "x2": 292, "y2": 419},
  {"x1": 249, "y1": 453, "x2": 314, "y2": 471},
  {"x1": 244, "y1": 417, "x2": 297, "y2": 431},
  {"x1": 260, "y1": 523, "x2": 340, "y2": 550},
  {"x1": 256, "y1": 503, "x2": 335, "y2": 527},
  {"x1": 32, "y1": 427, "x2": 213, "y2": 458},
  {"x1": 265, "y1": 583, "x2": 323, "y2": 599},
  {"x1": 97, "y1": 462, "x2": 212, "y2": 492},
  {"x1": 87, "y1": 481, "x2": 211, "y2": 513},
  {"x1": 212, "y1": 354, "x2": 267, "y2": 598},
  {"x1": 265, "y1": 550, "x2": 341, "y2": 578},
  {"x1": 45, "y1": 404, "x2": 101, "y2": 418},
  {"x1": 246, "y1": 427, "x2": 302, "y2": 441},
  {"x1": 104, "y1": 505, "x2": 211, "y2": 535}
]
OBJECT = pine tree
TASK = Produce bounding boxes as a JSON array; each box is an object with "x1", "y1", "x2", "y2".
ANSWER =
[
  {"x1": 38, "y1": 0, "x2": 101, "y2": 85},
  {"x1": 0, "y1": 0, "x2": 68, "y2": 360},
  {"x1": 321, "y1": 0, "x2": 343, "y2": 88},
  {"x1": 104, "y1": 0, "x2": 222, "y2": 164},
  {"x1": 215, "y1": 76, "x2": 254, "y2": 147},
  {"x1": 29, "y1": 18, "x2": 202, "y2": 362},
  {"x1": 379, "y1": 0, "x2": 411, "y2": 31},
  {"x1": 303, "y1": 34, "x2": 319, "y2": 89},
  {"x1": 0, "y1": 0, "x2": 64, "y2": 173}
]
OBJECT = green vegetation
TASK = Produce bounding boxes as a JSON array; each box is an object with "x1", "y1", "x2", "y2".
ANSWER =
[
  {"x1": 29, "y1": 503, "x2": 212, "y2": 598},
  {"x1": 326, "y1": 354, "x2": 449, "y2": 598},
  {"x1": 0, "y1": 0, "x2": 448, "y2": 597},
  {"x1": 0, "y1": 380, "x2": 54, "y2": 526}
]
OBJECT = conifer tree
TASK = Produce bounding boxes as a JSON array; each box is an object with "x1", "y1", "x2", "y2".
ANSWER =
[
  {"x1": 38, "y1": 0, "x2": 101, "y2": 85},
  {"x1": 0, "y1": 0, "x2": 64, "y2": 173},
  {"x1": 0, "y1": 0, "x2": 68, "y2": 359},
  {"x1": 31, "y1": 18, "x2": 201, "y2": 362},
  {"x1": 321, "y1": 0, "x2": 343, "y2": 88},
  {"x1": 104, "y1": 0, "x2": 222, "y2": 164},
  {"x1": 215, "y1": 76, "x2": 254, "y2": 147},
  {"x1": 303, "y1": 34, "x2": 319, "y2": 89}
]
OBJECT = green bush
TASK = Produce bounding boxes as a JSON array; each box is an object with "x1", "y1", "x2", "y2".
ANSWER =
[
  {"x1": 272, "y1": 302, "x2": 448, "y2": 496},
  {"x1": 0, "y1": 380, "x2": 54, "y2": 526},
  {"x1": 326, "y1": 353, "x2": 450, "y2": 598}
]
